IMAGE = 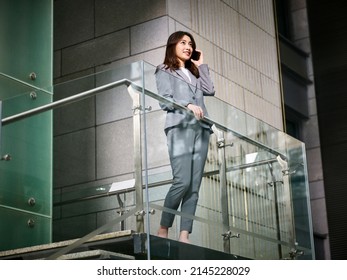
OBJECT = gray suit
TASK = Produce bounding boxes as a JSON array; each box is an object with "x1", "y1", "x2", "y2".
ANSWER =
[
  {"x1": 155, "y1": 64, "x2": 215, "y2": 233},
  {"x1": 155, "y1": 63, "x2": 215, "y2": 131}
]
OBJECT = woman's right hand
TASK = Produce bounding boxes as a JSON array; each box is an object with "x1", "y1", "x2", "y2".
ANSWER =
[
  {"x1": 191, "y1": 49, "x2": 203, "y2": 66},
  {"x1": 187, "y1": 104, "x2": 204, "y2": 120}
]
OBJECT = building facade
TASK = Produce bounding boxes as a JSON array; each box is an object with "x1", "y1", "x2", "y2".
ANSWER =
[
  {"x1": 52, "y1": 0, "x2": 288, "y2": 257},
  {"x1": 4, "y1": 0, "x2": 344, "y2": 260}
]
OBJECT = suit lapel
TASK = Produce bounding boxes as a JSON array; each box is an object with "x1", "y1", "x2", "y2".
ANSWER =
[{"x1": 175, "y1": 69, "x2": 198, "y2": 93}]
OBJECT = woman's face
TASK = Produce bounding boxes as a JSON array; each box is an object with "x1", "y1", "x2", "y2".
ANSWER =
[{"x1": 175, "y1": 35, "x2": 193, "y2": 67}]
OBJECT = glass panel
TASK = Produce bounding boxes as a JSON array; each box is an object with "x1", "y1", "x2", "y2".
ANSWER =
[
  {"x1": 1, "y1": 61, "x2": 313, "y2": 260},
  {"x1": 0, "y1": 0, "x2": 53, "y2": 89},
  {"x1": 143, "y1": 63, "x2": 313, "y2": 260},
  {"x1": 285, "y1": 134, "x2": 314, "y2": 259},
  {"x1": 0, "y1": 207, "x2": 51, "y2": 251},
  {"x1": 0, "y1": 0, "x2": 53, "y2": 252},
  {"x1": 51, "y1": 62, "x2": 145, "y2": 244},
  {"x1": 0, "y1": 87, "x2": 52, "y2": 252},
  {"x1": 1, "y1": 90, "x2": 52, "y2": 215}
]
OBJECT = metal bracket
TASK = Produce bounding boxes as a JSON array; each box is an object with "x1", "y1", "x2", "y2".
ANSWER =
[
  {"x1": 28, "y1": 197, "x2": 36, "y2": 206},
  {"x1": 30, "y1": 91, "x2": 37, "y2": 100},
  {"x1": 222, "y1": 231, "x2": 240, "y2": 240},
  {"x1": 132, "y1": 105, "x2": 152, "y2": 114},
  {"x1": 27, "y1": 219, "x2": 35, "y2": 228},
  {"x1": 1, "y1": 154, "x2": 11, "y2": 161},
  {"x1": 29, "y1": 72, "x2": 37, "y2": 81},
  {"x1": 135, "y1": 209, "x2": 156, "y2": 217},
  {"x1": 282, "y1": 164, "x2": 303, "y2": 176},
  {"x1": 277, "y1": 156, "x2": 304, "y2": 176},
  {"x1": 288, "y1": 248, "x2": 304, "y2": 259},
  {"x1": 217, "y1": 138, "x2": 233, "y2": 149},
  {"x1": 267, "y1": 180, "x2": 284, "y2": 187},
  {"x1": 116, "y1": 209, "x2": 129, "y2": 215}
]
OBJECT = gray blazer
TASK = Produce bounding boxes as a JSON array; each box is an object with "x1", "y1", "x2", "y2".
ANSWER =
[{"x1": 155, "y1": 63, "x2": 215, "y2": 132}]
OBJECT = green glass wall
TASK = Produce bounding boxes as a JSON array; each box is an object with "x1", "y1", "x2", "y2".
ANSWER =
[{"x1": 0, "y1": 0, "x2": 53, "y2": 251}]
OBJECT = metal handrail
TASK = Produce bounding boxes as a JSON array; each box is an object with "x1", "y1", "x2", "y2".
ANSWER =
[
  {"x1": 1, "y1": 78, "x2": 286, "y2": 159},
  {"x1": 1, "y1": 78, "x2": 132, "y2": 125},
  {"x1": 131, "y1": 83, "x2": 288, "y2": 160}
]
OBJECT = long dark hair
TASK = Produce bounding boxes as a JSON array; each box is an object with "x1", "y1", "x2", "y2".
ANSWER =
[{"x1": 163, "y1": 31, "x2": 199, "y2": 78}]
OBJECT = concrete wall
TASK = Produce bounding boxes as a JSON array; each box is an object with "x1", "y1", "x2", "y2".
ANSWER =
[
  {"x1": 54, "y1": 0, "x2": 282, "y2": 127},
  {"x1": 285, "y1": 0, "x2": 329, "y2": 259}
]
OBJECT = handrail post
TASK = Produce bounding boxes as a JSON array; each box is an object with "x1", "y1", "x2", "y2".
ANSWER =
[
  {"x1": 276, "y1": 156, "x2": 297, "y2": 256},
  {"x1": 268, "y1": 161, "x2": 283, "y2": 258},
  {"x1": 127, "y1": 85, "x2": 144, "y2": 233},
  {"x1": 216, "y1": 130, "x2": 231, "y2": 253}
]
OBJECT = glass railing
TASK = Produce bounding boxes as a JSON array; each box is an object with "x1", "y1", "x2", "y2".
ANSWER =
[
  {"x1": 0, "y1": 72, "x2": 53, "y2": 250},
  {"x1": 0, "y1": 61, "x2": 314, "y2": 260}
]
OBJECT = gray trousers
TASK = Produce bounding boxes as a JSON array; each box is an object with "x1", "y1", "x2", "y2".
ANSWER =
[{"x1": 160, "y1": 123, "x2": 210, "y2": 233}]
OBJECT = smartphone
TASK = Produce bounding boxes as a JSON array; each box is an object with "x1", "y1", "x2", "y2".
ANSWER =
[{"x1": 191, "y1": 50, "x2": 201, "y2": 61}]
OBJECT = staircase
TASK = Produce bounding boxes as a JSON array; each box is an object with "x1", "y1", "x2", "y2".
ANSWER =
[{"x1": 0, "y1": 230, "x2": 247, "y2": 260}]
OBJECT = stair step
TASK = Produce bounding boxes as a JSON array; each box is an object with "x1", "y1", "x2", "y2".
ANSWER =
[
  {"x1": 0, "y1": 230, "x2": 249, "y2": 260},
  {"x1": 59, "y1": 249, "x2": 135, "y2": 260}
]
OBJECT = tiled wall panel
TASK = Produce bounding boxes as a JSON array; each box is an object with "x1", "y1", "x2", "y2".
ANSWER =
[
  {"x1": 187, "y1": 0, "x2": 282, "y2": 129},
  {"x1": 95, "y1": 0, "x2": 166, "y2": 37}
]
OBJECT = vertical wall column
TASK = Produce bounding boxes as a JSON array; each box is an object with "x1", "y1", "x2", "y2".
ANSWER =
[{"x1": 0, "y1": 0, "x2": 53, "y2": 251}]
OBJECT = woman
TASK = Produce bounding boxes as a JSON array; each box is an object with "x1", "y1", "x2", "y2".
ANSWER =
[{"x1": 155, "y1": 31, "x2": 215, "y2": 243}]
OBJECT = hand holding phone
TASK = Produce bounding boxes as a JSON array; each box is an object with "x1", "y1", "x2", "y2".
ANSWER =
[{"x1": 191, "y1": 50, "x2": 201, "y2": 61}]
